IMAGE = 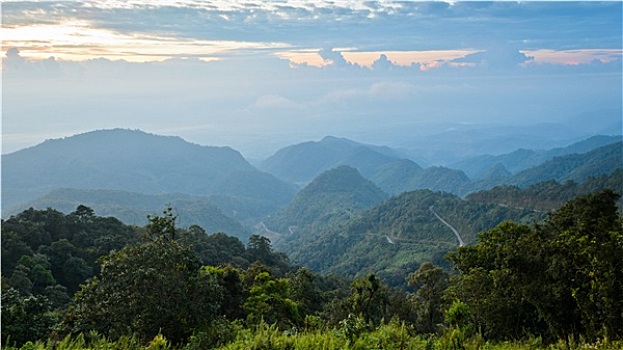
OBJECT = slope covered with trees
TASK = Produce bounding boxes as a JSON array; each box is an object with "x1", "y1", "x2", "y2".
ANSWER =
[
  {"x1": 3, "y1": 190, "x2": 621, "y2": 349},
  {"x1": 4, "y1": 188, "x2": 251, "y2": 239},
  {"x1": 283, "y1": 190, "x2": 543, "y2": 287},
  {"x1": 258, "y1": 136, "x2": 405, "y2": 185},
  {"x1": 451, "y1": 134, "x2": 621, "y2": 180},
  {"x1": 467, "y1": 169, "x2": 623, "y2": 212},
  {"x1": 265, "y1": 165, "x2": 387, "y2": 239},
  {"x1": 508, "y1": 141, "x2": 622, "y2": 187},
  {"x1": 260, "y1": 135, "x2": 621, "y2": 198},
  {"x1": 448, "y1": 190, "x2": 623, "y2": 342}
]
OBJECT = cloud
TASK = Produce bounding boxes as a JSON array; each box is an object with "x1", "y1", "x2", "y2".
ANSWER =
[
  {"x1": 372, "y1": 54, "x2": 392, "y2": 70},
  {"x1": 1, "y1": 19, "x2": 290, "y2": 62},
  {"x1": 322, "y1": 81, "x2": 415, "y2": 103},
  {"x1": 3, "y1": 47, "x2": 27, "y2": 70},
  {"x1": 250, "y1": 95, "x2": 304, "y2": 110},
  {"x1": 2, "y1": 1, "x2": 621, "y2": 158},
  {"x1": 318, "y1": 48, "x2": 351, "y2": 68},
  {"x1": 524, "y1": 49, "x2": 623, "y2": 66},
  {"x1": 454, "y1": 46, "x2": 533, "y2": 70},
  {"x1": 5, "y1": 2, "x2": 619, "y2": 53}
]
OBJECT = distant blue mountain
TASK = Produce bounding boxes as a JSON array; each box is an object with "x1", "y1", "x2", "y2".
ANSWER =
[
  {"x1": 2, "y1": 129, "x2": 297, "y2": 214},
  {"x1": 451, "y1": 135, "x2": 622, "y2": 180}
]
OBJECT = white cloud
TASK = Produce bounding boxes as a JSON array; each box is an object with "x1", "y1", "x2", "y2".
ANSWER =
[
  {"x1": 2, "y1": 1, "x2": 621, "y2": 158},
  {"x1": 250, "y1": 95, "x2": 304, "y2": 110},
  {"x1": 322, "y1": 81, "x2": 415, "y2": 103}
]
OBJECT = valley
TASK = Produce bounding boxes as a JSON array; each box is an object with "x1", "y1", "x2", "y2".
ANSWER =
[
  {"x1": 2, "y1": 128, "x2": 621, "y2": 349},
  {"x1": 3, "y1": 128, "x2": 620, "y2": 288}
]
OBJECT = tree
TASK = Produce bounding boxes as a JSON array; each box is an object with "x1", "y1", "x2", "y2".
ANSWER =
[
  {"x1": 447, "y1": 190, "x2": 623, "y2": 342},
  {"x1": 349, "y1": 274, "x2": 389, "y2": 325},
  {"x1": 407, "y1": 262, "x2": 449, "y2": 334},
  {"x1": 288, "y1": 267, "x2": 326, "y2": 317},
  {"x1": 202, "y1": 265, "x2": 246, "y2": 321},
  {"x1": 66, "y1": 212, "x2": 223, "y2": 345},
  {"x1": 244, "y1": 270, "x2": 300, "y2": 328},
  {"x1": 1, "y1": 288, "x2": 58, "y2": 347},
  {"x1": 146, "y1": 207, "x2": 177, "y2": 240},
  {"x1": 244, "y1": 235, "x2": 289, "y2": 276},
  {"x1": 447, "y1": 222, "x2": 547, "y2": 340},
  {"x1": 534, "y1": 190, "x2": 623, "y2": 340}
]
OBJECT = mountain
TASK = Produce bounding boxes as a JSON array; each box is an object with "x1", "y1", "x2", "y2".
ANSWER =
[
  {"x1": 283, "y1": 189, "x2": 543, "y2": 287},
  {"x1": 265, "y1": 165, "x2": 387, "y2": 240},
  {"x1": 1, "y1": 129, "x2": 297, "y2": 213},
  {"x1": 451, "y1": 135, "x2": 622, "y2": 180},
  {"x1": 508, "y1": 141, "x2": 622, "y2": 187},
  {"x1": 258, "y1": 136, "x2": 405, "y2": 185},
  {"x1": 260, "y1": 134, "x2": 621, "y2": 199},
  {"x1": 371, "y1": 159, "x2": 424, "y2": 194},
  {"x1": 466, "y1": 169, "x2": 623, "y2": 213},
  {"x1": 398, "y1": 122, "x2": 616, "y2": 166},
  {"x1": 5, "y1": 188, "x2": 249, "y2": 239},
  {"x1": 259, "y1": 136, "x2": 471, "y2": 196}
]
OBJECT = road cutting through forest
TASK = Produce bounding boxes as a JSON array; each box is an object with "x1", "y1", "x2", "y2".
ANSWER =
[{"x1": 429, "y1": 205, "x2": 465, "y2": 246}]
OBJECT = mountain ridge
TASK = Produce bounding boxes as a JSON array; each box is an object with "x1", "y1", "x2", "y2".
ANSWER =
[{"x1": 2, "y1": 128, "x2": 297, "y2": 213}]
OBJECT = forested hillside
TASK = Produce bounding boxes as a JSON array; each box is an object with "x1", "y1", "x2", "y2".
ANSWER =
[
  {"x1": 265, "y1": 165, "x2": 387, "y2": 239},
  {"x1": 467, "y1": 169, "x2": 623, "y2": 212},
  {"x1": 508, "y1": 141, "x2": 622, "y2": 187},
  {"x1": 2, "y1": 190, "x2": 621, "y2": 349},
  {"x1": 260, "y1": 134, "x2": 621, "y2": 197},
  {"x1": 258, "y1": 136, "x2": 405, "y2": 184},
  {"x1": 4, "y1": 130, "x2": 620, "y2": 231},
  {"x1": 283, "y1": 190, "x2": 544, "y2": 287},
  {"x1": 6, "y1": 188, "x2": 250, "y2": 239},
  {"x1": 451, "y1": 134, "x2": 621, "y2": 179}
]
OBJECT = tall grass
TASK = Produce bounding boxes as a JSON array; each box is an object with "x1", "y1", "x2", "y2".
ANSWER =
[{"x1": 5, "y1": 324, "x2": 621, "y2": 350}]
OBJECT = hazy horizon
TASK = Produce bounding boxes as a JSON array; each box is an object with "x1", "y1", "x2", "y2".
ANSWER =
[{"x1": 2, "y1": 1, "x2": 622, "y2": 159}]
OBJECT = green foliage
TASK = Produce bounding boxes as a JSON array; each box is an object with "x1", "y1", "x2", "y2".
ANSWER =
[
  {"x1": 509, "y1": 142, "x2": 622, "y2": 188},
  {"x1": 444, "y1": 299, "x2": 471, "y2": 330},
  {"x1": 9, "y1": 188, "x2": 252, "y2": 239},
  {"x1": 146, "y1": 207, "x2": 178, "y2": 240},
  {"x1": 65, "y1": 212, "x2": 224, "y2": 345},
  {"x1": 1, "y1": 206, "x2": 139, "y2": 295},
  {"x1": 4, "y1": 188, "x2": 622, "y2": 349},
  {"x1": 267, "y1": 165, "x2": 387, "y2": 245},
  {"x1": 201, "y1": 265, "x2": 246, "y2": 321},
  {"x1": 467, "y1": 169, "x2": 623, "y2": 212},
  {"x1": 287, "y1": 268, "x2": 327, "y2": 317},
  {"x1": 407, "y1": 262, "x2": 450, "y2": 334},
  {"x1": 243, "y1": 270, "x2": 300, "y2": 328},
  {"x1": 348, "y1": 274, "x2": 390, "y2": 325},
  {"x1": 448, "y1": 190, "x2": 623, "y2": 342},
  {"x1": 1, "y1": 288, "x2": 58, "y2": 347},
  {"x1": 286, "y1": 189, "x2": 542, "y2": 289},
  {"x1": 183, "y1": 319, "x2": 240, "y2": 350},
  {"x1": 244, "y1": 235, "x2": 290, "y2": 276}
]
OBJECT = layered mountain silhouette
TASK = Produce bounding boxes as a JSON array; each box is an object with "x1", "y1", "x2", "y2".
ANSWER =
[
  {"x1": 259, "y1": 136, "x2": 472, "y2": 195},
  {"x1": 2, "y1": 129, "x2": 297, "y2": 215},
  {"x1": 451, "y1": 135, "x2": 622, "y2": 180},
  {"x1": 3, "y1": 129, "x2": 620, "y2": 228},
  {"x1": 258, "y1": 136, "x2": 404, "y2": 185}
]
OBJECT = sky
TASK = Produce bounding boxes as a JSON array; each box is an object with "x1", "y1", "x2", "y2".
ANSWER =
[{"x1": 2, "y1": 1, "x2": 622, "y2": 160}]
